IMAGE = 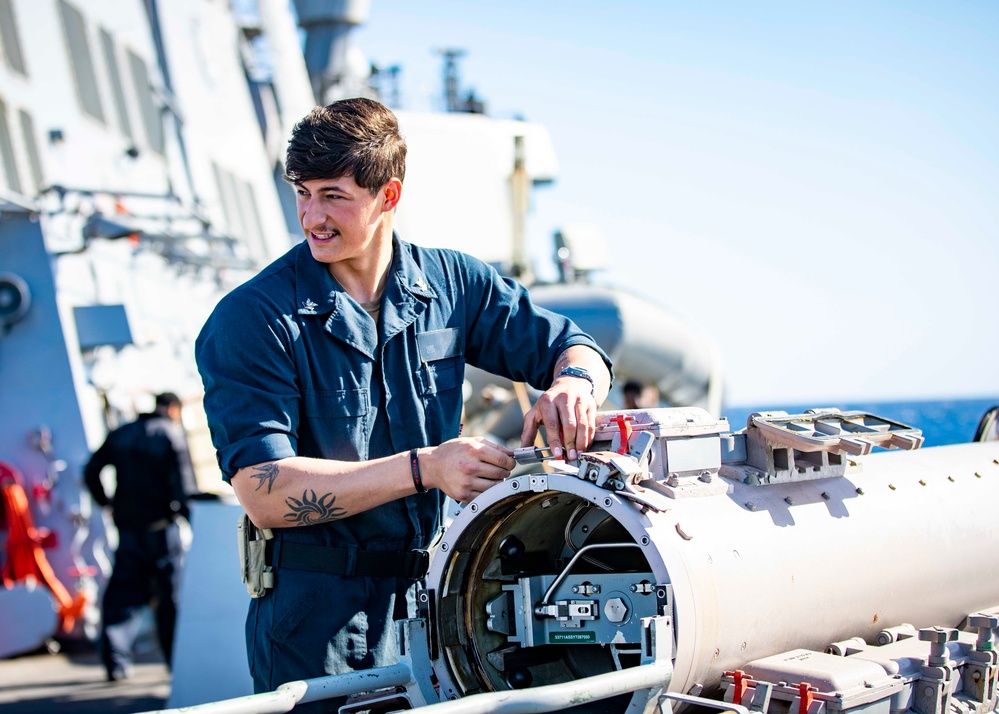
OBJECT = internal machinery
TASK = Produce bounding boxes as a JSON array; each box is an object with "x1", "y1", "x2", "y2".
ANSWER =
[
  {"x1": 425, "y1": 480, "x2": 665, "y2": 700},
  {"x1": 424, "y1": 408, "x2": 729, "y2": 711}
]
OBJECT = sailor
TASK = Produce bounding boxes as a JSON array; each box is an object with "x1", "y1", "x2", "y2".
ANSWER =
[
  {"x1": 83, "y1": 391, "x2": 197, "y2": 682},
  {"x1": 622, "y1": 379, "x2": 660, "y2": 409},
  {"x1": 195, "y1": 97, "x2": 612, "y2": 711}
]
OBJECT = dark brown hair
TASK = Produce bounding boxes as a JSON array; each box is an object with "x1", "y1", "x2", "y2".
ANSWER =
[
  {"x1": 155, "y1": 392, "x2": 181, "y2": 410},
  {"x1": 284, "y1": 98, "x2": 407, "y2": 194}
]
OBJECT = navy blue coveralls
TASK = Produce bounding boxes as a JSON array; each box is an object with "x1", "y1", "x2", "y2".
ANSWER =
[{"x1": 195, "y1": 236, "x2": 610, "y2": 706}]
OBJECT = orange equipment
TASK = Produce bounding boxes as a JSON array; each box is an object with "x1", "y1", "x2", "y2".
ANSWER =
[{"x1": 0, "y1": 461, "x2": 87, "y2": 632}]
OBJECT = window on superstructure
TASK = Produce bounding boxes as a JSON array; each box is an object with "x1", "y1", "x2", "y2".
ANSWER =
[
  {"x1": 126, "y1": 49, "x2": 164, "y2": 155},
  {"x1": 0, "y1": 96, "x2": 23, "y2": 194},
  {"x1": 212, "y1": 162, "x2": 268, "y2": 259},
  {"x1": 0, "y1": 0, "x2": 26, "y2": 76},
  {"x1": 57, "y1": 0, "x2": 106, "y2": 123},
  {"x1": 211, "y1": 161, "x2": 244, "y2": 241},
  {"x1": 99, "y1": 28, "x2": 133, "y2": 140},
  {"x1": 274, "y1": 163, "x2": 299, "y2": 237},
  {"x1": 236, "y1": 178, "x2": 267, "y2": 259},
  {"x1": 18, "y1": 109, "x2": 43, "y2": 193}
]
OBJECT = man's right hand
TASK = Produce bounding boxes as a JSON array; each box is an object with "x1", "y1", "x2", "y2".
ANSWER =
[{"x1": 419, "y1": 437, "x2": 515, "y2": 503}]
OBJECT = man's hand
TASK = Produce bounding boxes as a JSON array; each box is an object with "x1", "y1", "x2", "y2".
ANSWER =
[
  {"x1": 420, "y1": 437, "x2": 515, "y2": 503},
  {"x1": 519, "y1": 346, "x2": 611, "y2": 461},
  {"x1": 520, "y1": 376, "x2": 596, "y2": 461}
]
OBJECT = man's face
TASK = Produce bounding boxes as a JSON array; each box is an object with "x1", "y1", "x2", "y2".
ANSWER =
[{"x1": 295, "y1": 175, "x2": 389, "y2": 266}]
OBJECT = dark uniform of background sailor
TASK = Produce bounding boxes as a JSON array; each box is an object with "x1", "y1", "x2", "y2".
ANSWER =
[
  {"x1": 84, "y1": 391, "x2": 197, "y2": 682},
  {"x1": 196, "y1": 98, "x2": 613, "y2": 712}
]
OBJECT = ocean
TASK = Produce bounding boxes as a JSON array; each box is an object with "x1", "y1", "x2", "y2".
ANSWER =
[{"x1": 720, "y1": 396, "x2": 999, "y2": 448}]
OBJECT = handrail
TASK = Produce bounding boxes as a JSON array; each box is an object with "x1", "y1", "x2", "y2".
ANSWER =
[
  {"x1": 408, "y1": 660, "x2": 673, "y2": 714},
  {"x1": 138, "y1": 661, "x2": 413, "y2": 714}
]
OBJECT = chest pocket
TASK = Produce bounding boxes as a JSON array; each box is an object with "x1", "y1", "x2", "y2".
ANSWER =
[
  {"x1": 415, "y1": 328, "x2": 464, "y2": 396},
  {"x1": 301, "y1": 388, "x2": 369, "y2": 460}
]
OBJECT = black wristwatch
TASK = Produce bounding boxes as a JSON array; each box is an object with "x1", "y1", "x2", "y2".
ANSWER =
[{"x1": 556, "y1": 366, "x2": 595, "y2": 396}]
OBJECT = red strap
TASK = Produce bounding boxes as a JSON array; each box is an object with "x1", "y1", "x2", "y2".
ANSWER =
[
  {"x1": 798, "y1": 682, "x2": 815, "y2": 714},
  {"x1": 725, "y1": 670, "x2": 749, "y2": 704},
  {"x1": 609, "y1": 414, "x2": 635, "y2": 455}
]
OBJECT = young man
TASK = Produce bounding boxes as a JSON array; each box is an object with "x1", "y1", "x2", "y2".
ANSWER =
[{"x1": 195, "y1": 98, "x2": 612, "y2": 708}]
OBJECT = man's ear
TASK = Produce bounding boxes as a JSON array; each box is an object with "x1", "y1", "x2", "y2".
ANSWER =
[{"x1": 381, "y1": 178, "x2": 403, "y2": 212}]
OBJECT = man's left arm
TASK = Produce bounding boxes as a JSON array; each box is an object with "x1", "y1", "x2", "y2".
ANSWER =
[
  {"x1": 83, "y1": 442, "x2": 112, "y2": 507},
  {"x1": 520, "y1": 344, "x2": 612, "y2": 461}
]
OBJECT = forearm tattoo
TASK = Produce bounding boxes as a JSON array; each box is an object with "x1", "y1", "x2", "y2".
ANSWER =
[
  {"x1": 284, "y1": 490, "x2": 346, "y2": 525},
  {"x1": 249, "y1": 463, "x2": 280, "y2": 493}
]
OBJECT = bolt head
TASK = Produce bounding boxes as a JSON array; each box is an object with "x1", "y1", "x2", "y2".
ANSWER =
[
  {"x1": 919, "y1": 627, "x2": 958, "y2": 643},
  {"x1": 970, "y1": 615, "x2": 999, "y2": 629},
  {"x1": 604, "y1": 597, "x2": 629, "y2": 623}
]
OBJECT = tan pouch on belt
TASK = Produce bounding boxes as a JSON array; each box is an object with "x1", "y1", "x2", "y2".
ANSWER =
[{"x1": 237, "y1": 512, "x2": 274, "y2": 598}]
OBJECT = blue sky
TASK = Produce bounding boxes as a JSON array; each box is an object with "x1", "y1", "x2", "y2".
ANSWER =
[{"x1": 354, "y1": 1, "x2": 999, "y2": 406}]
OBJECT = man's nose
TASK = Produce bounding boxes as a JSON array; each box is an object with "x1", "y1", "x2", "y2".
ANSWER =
[{"x1": 300, "y1": 198, "x2": 325, "y2": 230}]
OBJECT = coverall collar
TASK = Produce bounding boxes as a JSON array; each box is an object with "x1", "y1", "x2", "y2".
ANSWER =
[{"x1": 293, "y1": 235, "x2": 436, "y2": 358}]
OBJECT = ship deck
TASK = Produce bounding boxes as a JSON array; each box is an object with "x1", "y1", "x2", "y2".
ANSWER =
[{"x1": 0, "y1": 642, "x2": 169, "y2": 714}]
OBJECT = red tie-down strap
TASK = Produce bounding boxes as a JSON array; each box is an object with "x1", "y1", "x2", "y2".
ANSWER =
[
  {"x1": 724, "y1": 670, "x2": 751, "y2": 704},
  {"x1": 798, "y1": 682, "x2": 816, "y2": 714},
  {"x1": 609, "y1": 414, "x2": 635, "y2": 455}
]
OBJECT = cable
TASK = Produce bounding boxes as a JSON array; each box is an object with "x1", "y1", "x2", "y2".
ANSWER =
[
  {"x1": 540, "y1": 542, "x2": 640, "y2": 606},
  {"x1": 564, "y1": 504, "x2": 614, "y2": 572}
]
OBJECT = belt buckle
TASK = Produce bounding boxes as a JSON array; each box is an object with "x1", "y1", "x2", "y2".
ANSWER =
[{"x1": 410, "y1": 549, "x2": 430, "y2": 579}]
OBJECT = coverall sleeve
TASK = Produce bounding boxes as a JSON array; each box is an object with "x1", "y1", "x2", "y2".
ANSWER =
[
  {"x1": 83, "y1": 441, "x2": 112, "y2": 507},
  {"x1": 195, "y1": 289, "x2": 301, "y2": 481}
]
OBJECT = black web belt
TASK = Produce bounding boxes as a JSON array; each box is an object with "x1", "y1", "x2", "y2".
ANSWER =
[{"x1": 277, "y1": 541, "x2": 430, "y2": 580}]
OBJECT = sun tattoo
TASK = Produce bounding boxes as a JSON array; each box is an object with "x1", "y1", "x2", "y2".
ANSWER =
[
  {"x1": 284, "y1": 490, "x2": 346, "y2": 525},
  {"x1": 249, "y1": 463, "x2": 280, "y2": 494}
]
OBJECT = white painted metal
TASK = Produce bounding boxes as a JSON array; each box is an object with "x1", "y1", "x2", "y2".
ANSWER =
[
  {"x1": 151, "y1": 0, "x2": 294, "y2": 260},
  {"x1": 412, "y1": 662, "x2": 674, "y2": 714},
  {"x1": 393, "y1": 110, "x2": 558, "y2": 269},
  {"x1": 5, "y1": 1, "x2": 292, "y2": 259},
  {"x1": 653, "y1": 441, "x2": 999, "y2": 694},
  {"x1": 257, "y1": 0, "x2": 320, "y2": 137},
  {"x1": 153, "y1": 618, "x2": 436, "y2": 714},
  {"x1": 428, "y1": 440, "x2": 999, "y2": 702},
  {"x1": 167, "y1": 500, "x2": 253, "y2": 708}
]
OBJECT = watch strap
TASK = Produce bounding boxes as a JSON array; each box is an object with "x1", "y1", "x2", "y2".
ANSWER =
[{"x1": 556, "y1": 366, "x2": 595, "y2": 396}]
